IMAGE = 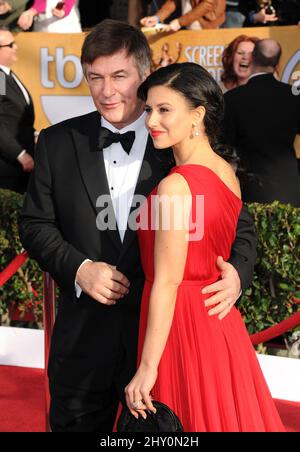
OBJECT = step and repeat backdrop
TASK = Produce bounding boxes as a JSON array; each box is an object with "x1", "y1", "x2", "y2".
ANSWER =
[{"x1": 12, "y1": 25, "x2": 300, "y2": 154}]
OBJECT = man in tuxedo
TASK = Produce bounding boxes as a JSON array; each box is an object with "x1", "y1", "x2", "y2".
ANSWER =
[
  {"x1": 19, "y1": 19, "x2": 257, "y2": 432},
  {"x1": 0, "y1": 27, "x2": 35, "y2": 193},
  {"x1": 224, "y1": 39, "x2": 300, "y2": 206}
]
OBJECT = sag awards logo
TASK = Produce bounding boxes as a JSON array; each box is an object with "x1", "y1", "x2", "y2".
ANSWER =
[
  {"x1": 184, "y1": 44, "x2": 225, "y2": 81},
  {"x1": 280, "y1": 48, "x2": 300, "y2": 95}
]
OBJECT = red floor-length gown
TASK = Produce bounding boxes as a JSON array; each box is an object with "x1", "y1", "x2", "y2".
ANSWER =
[{"x1": 137, "y1": 164, "x2": 285, "y2": 432}]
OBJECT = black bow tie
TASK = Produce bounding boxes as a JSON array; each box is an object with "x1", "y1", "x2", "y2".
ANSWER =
[{"x1": 98, "y1": 127, "x2": 135, "y2": 155}]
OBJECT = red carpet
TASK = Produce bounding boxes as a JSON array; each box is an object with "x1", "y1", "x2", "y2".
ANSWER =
[
  {"x1": 0, "y1": 365, "x2": 45, "y2": 432},
  {"x1": 0, "y1": 365, "x2": 299, "y2": 432}
]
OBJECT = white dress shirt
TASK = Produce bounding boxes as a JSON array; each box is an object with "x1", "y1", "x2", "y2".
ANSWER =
[
  {"x1": 102, "y1": 112, "x2": 148, "y2": 241},
  {"x1": 75, "y1": 112, "x2": 148, "y2": 297}
]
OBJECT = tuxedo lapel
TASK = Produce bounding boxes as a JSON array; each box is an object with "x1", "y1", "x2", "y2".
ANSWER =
[
  {"x1": 5, "y1": 72, "x2": 28, "y2": 107},
  {"x1": 72, "y1": 113, "x2": 122, "y2": 252},
  {"x1": 118, "y1": 136, "x2": 170, "y2": 264}
]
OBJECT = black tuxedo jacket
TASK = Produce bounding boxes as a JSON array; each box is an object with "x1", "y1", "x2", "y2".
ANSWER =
[
  {"x1": 224, "y1": 74, "x2": 300, "y2": 206},
  {"x1": 0, "y1": 68, "x2": 35, "y2": 193},
  {"x1": 19, "y1": 111, "x2": 257, "y2": 392}
]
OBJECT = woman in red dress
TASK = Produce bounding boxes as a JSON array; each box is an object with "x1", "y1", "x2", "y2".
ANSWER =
[{"x1": 125, "y1": 63, "x2": 285, "y2": 432}]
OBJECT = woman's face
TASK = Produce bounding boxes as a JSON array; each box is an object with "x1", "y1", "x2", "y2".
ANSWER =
[
  {"x1": 144, "y1": 85, "x2": 197, "y2": 149},
  {"x1": 233, "y1": 41, "x2": 255, "y2": 82}
]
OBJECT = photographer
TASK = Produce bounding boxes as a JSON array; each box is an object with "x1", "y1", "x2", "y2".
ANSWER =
[{"x1": 239, "y1": 0, "x2": 300, "y2": 27}]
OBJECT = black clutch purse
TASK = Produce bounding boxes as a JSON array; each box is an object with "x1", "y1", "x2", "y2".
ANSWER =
[{"x1": 117, "y1": 401, "x2": 184, "y2": 432}]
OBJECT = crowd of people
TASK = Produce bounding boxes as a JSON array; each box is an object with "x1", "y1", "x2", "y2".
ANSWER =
[
  {"x1": 0, "y1": 1, "x2": 299, "y2": 434},
  {"x1": 1, "y1": 1, "x2": 300, "y2": 32}
]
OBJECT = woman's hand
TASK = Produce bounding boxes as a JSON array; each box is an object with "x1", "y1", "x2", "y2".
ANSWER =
[
  {"x1": 18, "y1": 8, "x2": 37, "y2": 30},
  {"x1": 140, "y1": 16, "x2": 159, "y2": 27},
  {"x1": 125, "y1": 364, "x2": 158, "y2": 419},
  {"x1": 164, "y1": 19, "x2": 181, "y2": 32},
  {"x1": 52, "y1": 7, "x2": 65, "y2": 19}
]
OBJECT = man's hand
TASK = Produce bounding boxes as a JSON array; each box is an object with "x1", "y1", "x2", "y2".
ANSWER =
[
  {"x1": 253, "y1": 8, "x2": 278, "y2": 24},
  {"x1": 17, "y1": 152, "x2": 34, "y2": 172},
  {"x1": 202, "y1": 256, "x2": 241, "y2": 320},
  {"x1": 0, "y1": 1, "x2": 12, "y2": 15},
  {"x1": 76, "y1": 261, "x2": 130, "y2": 306}
]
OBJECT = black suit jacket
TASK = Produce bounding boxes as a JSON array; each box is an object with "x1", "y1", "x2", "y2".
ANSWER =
[
  {"x1": 224, "y1": 74, "x2": 300, "y2": 206},
  {"x1": 19, "y1": 111, "x2": 257, "y2": 392},
  {"x1": 0, "y1": 68, "x2": 35, "y2": 193}
]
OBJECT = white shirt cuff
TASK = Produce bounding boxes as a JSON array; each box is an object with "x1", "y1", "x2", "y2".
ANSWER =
[
  {"x1": 17, "y1": 150, "x2": 26, "y2": 161},
  {"x1": 75, "y1": 259, "x2": 92, "y2": 298}
]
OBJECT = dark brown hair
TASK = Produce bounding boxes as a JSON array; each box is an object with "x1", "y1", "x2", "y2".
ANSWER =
[
  {"x1": 138, "y1": 63, "x2": 239, "y2": 169},
  {"x1": 81, "y1": 19, "x2": 151, "y2": 78}
]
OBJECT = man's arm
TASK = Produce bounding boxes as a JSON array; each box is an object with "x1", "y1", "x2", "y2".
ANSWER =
[
  {"x1": 228, "y1": 204, "x2": 257, "y2": 293},
  {"x1": 18, "y1": 129, "x2": 88, "y2": 295},
  {"x1": 238, "y1": 0, "x2": 255, "y2": 17},
  {"x1": 0, "y1": 98, "x2": 24, "y2": 161},
  {"x1": 202, "y1": 204, "x2": 257, "y2": 318},
  {"x1": 222, "y1": 92, "x2": 257, "y2": 291},
  {"x1": 18, "y1": 129, "x2": 130, "y2": 302},
  {"x1": 223, "y1": 91, "x2": 238, "y2": 146}
]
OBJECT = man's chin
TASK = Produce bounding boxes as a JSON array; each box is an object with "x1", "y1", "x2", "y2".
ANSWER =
[{"x1": 98, "y1": 108, "x2": 124, "y2": 124}]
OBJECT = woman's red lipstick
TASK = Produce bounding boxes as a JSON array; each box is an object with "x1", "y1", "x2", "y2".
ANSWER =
[{"x1": 150, "y1": 130, "x2": 166, "y2": 138}]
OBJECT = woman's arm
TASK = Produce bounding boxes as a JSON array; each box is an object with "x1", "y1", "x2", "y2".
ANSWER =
[
  {"x1": 31, "y1": 0, "x2": 46, "y2": 14},
  {"x1": 125, "y1": 173, "x2": 190, "y2": 416},
  {"x1": 54, "y1": 0, "x2": 75, "y2": 17},
  {"x1": 178, "y1": 0, "x2": 214, "y2": 27},
  {"x1": 33, "y1": 0, "x2": 75, "y2": 16},
  {"x1": 156, "y1": 0, "x2": 178, "y2": 22}
]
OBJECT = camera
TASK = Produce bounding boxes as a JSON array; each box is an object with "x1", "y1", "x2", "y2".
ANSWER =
[
  {"x1": 265, "y1": 5, "x2": 276, "y2": 14},
  {"x1": 55, "y1": 2, "x2": 65, "y2": 10}
]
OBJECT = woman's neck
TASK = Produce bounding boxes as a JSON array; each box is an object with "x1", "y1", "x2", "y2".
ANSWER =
[{"x1": 172, "y1": 138, "x2": 215, "y2": 167}]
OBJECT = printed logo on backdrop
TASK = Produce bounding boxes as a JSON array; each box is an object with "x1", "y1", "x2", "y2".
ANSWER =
[
  {"x1": 279, "y1": 49, "x2": 300, "y2": 95},
  {"x1": 40, "y1": 47, "x2": 95, "y2": 125},
  {"x1": 184, "y1": 45, "x2": 225, "y2": 82},
  {"x1": 38, "y1": 41, "x2": 300, "y2": 125}
]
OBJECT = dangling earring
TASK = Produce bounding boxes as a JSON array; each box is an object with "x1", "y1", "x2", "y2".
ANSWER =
[{"x1": 190, "y1": 124, "x2": 200, "y2": 139}]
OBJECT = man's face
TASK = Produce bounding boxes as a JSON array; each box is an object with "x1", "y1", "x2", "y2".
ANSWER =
[
  {"x1": 85, "y1": 50, "x2": 149, "y2": 129},
  {"x1": 0, "y1": 31, "x2": 18, "y2": 67}
]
